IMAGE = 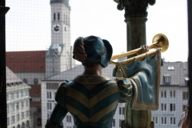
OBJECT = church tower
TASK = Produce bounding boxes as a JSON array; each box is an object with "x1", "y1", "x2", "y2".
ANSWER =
[{"x1": 46, "y1": 0, "x2": 73, "y2": 77}]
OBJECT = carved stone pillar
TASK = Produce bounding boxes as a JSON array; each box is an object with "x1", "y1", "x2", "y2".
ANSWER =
[
  {"x1": 114, "y1": 0, "x2": 155, "y2": 50},
  {"x1": 113, "y1": 0, "x2": 155, "y2": 128}
]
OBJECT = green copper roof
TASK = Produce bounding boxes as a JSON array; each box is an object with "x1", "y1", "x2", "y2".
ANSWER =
[{"x1": 50, "y1": 0, "x2": 69, "y2": 5}]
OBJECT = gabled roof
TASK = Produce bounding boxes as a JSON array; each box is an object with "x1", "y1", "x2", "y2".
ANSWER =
[
  {"x1": 46, "y1": 61, "x2": 188, "y2": 86},
  {"x1": 46, "y1": 64, "x2": 115, "y2": 81},
  {"x1": 6, "y1": 66, "x2": 22, "y2": 83},
  {"x1": 6, "y1": 66, "x2": 30, "y2": 90},
  {"x1": 6, "y1": 51, "x2": 46, "y2": 73},
  {"x1": 160, "y1": 61, "x2": 188, "y2": 86}
]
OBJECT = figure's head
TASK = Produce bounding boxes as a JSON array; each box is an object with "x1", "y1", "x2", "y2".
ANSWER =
[{"x1": 73, "y1": 35, "x2": 113, "y2": 68}]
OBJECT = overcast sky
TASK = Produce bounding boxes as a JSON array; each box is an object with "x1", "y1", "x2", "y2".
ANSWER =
[{"x1": 6, "y1": 0, "x2": 188, "y2": 62}]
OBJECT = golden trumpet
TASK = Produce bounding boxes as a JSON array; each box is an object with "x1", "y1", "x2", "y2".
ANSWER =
[{"x1": 110, "y1": 33, "x2": 169, "y2": 64}]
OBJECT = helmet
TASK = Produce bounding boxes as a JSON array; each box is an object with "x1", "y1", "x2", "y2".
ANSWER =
[{"x1": 73, "y1": 35, "x2": 113, "y2": 67}]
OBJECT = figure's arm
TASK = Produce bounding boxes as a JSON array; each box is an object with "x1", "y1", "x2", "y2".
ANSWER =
[
  {"x1": 45, "y1": 104, "x2": 67, "y2": 128},
  {"x1": 46, "y1": 81, "x2": 69, "y2": 128},
  {"x1": 117, "y1": 78, "x2": 135, "y2": 103}
]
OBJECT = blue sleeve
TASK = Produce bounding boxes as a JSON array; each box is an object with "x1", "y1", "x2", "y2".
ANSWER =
[
  {"x1": 117, "y1": 78, "x2": 134, "y2": 103},
  {"x1": 45, "y1": 104, "x2": 67, "y2": 128}
]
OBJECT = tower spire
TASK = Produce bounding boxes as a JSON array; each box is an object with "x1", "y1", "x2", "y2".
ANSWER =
[
  {"x1": 50, "y1": 0, "x2": 69, "y2": 6},
  {"x1": 46, "y1": 0, "x2": 73, "y2": 78}
]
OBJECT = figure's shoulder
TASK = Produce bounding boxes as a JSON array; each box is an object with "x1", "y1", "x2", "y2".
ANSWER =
[{"x1": 55, "y1": 80, "x2": 73, "y2": 101}]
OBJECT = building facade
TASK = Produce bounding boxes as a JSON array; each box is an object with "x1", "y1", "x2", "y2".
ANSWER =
[
  {"x1": 6, "y1": 67, "x2": 31, "y2": 128},
  {"x1": 152, "y1": 62, "x2": 188, "y2": 128},
  {"x1": 6, "y1": 51, "x2": 46, "y2": 128},
  {"x1": 6, "y1": 0, "x2": 74, "y2": 128},
  {"x1": 41, "y1": 62, "x2": 189, "y2": 128}
]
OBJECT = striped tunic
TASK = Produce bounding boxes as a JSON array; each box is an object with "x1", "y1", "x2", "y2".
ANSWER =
[{"x1": 46, "y1": 75, "x2": 133, "y2": 128}]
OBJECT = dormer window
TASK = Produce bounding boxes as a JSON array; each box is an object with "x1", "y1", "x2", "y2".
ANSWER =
[
  {"x1": 168, "y1": 66, "x2": 175, "y2": 71},
  {"x1": 184, "y1": 77, "x2": 189, "y2": 85},
  {"x1": 163, "y1": 75, "x2": 171, "y2": 85}
]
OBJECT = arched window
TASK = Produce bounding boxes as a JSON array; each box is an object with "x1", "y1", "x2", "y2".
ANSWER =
[
  {"x1": 57, "y1": 13, "x2": 60, "y2": 20},
  {"x1": 53, "y1": 13, "x2": 56, "y2": 21}
]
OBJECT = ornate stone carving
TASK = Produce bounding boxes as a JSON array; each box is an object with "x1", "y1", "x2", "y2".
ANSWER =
[{"x1": 114, "y1": 0, "x2": 155, "y2": 18}]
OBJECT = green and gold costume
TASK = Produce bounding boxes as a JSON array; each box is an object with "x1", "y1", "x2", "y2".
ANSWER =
[{"x1": 46, "y1": 75, "x2": 135, "y2": 128}]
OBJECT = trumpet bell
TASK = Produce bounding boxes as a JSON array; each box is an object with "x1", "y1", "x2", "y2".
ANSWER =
[{"x1": 151, "y1": 33, "x2": 169, "y2": 52}]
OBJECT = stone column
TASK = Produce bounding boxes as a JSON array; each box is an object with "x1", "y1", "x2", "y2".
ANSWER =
[{"x1": 114, "y1": 0, "x2": 155, "y2": 128}]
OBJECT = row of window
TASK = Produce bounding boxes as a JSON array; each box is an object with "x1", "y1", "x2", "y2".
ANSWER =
[
  {"x1": 153, "y1": 116, "x2": 176, "y2": 125},
  {"x1": 47, "y1": 91, "x2": 56, "y2": 100},
  {"x1": 7, "y1": 89, "x2": 29, "y2": 101},
  {"x1": 64, "y1": 117, "x2": 125, "y2": 127},
  {"x1": 161, "y1": 103, "x2": 176, "y2": 111},
  {"x1": 7, "y1": 111, "x2": 30, "y2": 126},
  {"x1": 23, "y1": 78, "x2": 39, "y2": 85},
  {"x1": 161, "y1": 90, "x2": 176, "y2": 98},
  {"x1": 163, "y1": 75, "x2": 188, "y2": 85},
  {"x1": 161, "y1": 90, "x2": 189, "y2": 100},
  {"x1": 7, "y1": 100, "x2": 30, "y2": 113}
]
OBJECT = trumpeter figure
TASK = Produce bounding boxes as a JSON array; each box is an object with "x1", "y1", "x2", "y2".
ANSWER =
[{"x1": 45, "y1": 34, "x2": 168, "y2": 128}]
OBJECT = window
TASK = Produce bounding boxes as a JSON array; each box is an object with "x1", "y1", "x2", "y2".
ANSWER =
[
  {"x1": 11, "y1": 115, "x2": 15, "y2": 124},
  {"x1": 11, "y1": 103, "x2": 15, "y2": 112},
  {"x1": 161, "y1": 103, "x2": 166, "y2": 111},
  {"x1": 161, "y1": 117, "x2": 166, "y2": 124},
  {"x1": 46, "y1": 83, "x2": 59, "y2": 89},
  {"x1": 161, "y1": 91, "x2": 163, "y2": 97},
  {"x1": 57, "y1": 13, "x2": 60, "y2": 20},
  {"x1": 21, "y1": 101, "x2": 24, "y2": 109},
  {"x1": 16, "y1": 102, "x2": 19, "y2": 110},
  {"x1": 53, "y1": 13, "x2": 56, "y2": 21},
  {"x1": 163, "y1": 75, "x2": 171, "y2": 84},
  {"x1": 112, "y1": 119, "x2": 115, "y2": 127},
  {"x1": 119, "y1": 107, "x2": 125, "y2": 115},
  {"x1": 23, "y1": 78, "x2": 28, "y2": 84},
  {"x1": 170, "y1": 103, "x2": 176, "y2": 111},
  {"x1": 161, "y1": 90, "x2": 167, "y2": 98},
  {"x1": 173, "y1": 90, "x2": 176, "y2": 97},
  {"x1": 153, "y1": 117, "x2": 158, "y2": 124},
  {"x1": 170, "y1": 117, "x2": 176, "y2": 124},
  {"x1": 184, "y1": 77, "x2": 189, "y2": 85},
  {"x1": 66, "y1": 115, "x2": 72, "y2": 122},
  {"x1": 47, "y1": 103, "x2": 52, "y2": 110},
  {"x1": 164, "y1": 90, "x2": 166, "y2": 97},
  {"x1": 183, "y1": 91, "x2": 189, "y2": 100},
  {"x1": 168, "y1": 66, "x2": 175, "y2": 70},
  {"x1": 17, "y1": 114, "x2": 20, "y2": 121},
  {"x1": 183, "y1": 105, "x2": 188, "y2": 111},
  {"x1": 119, "y1": 120, "x2": 124, "y2": 127},
  {"x1": 21, "y1": 112, "x2": 25, "y2": 119},
  {"x1": 34, "y1": 78, "x2": 38, "y2": 84},
  {"x1": 47, "y1": 92, "x2": 52, "y2": 99},
  {"x1": 170, "y1": 90, "x2": 176, "y2": 98}
]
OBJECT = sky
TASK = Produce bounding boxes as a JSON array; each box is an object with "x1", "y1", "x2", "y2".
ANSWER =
[{"x1": 6, "y1": 0, "x2": 188, "y2": 62}]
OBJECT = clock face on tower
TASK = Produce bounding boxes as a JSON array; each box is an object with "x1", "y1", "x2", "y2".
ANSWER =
[{"x1": 53, "y1": 24, "x2": 60, "y2": 33}]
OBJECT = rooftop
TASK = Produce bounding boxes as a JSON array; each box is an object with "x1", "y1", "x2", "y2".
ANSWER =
[
  {"x1": 6, "y1": 51, "x2": 46, "y2": 73},
  {"x1": 46, "y1": 61, "x2": 188, "y2": 86}
]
